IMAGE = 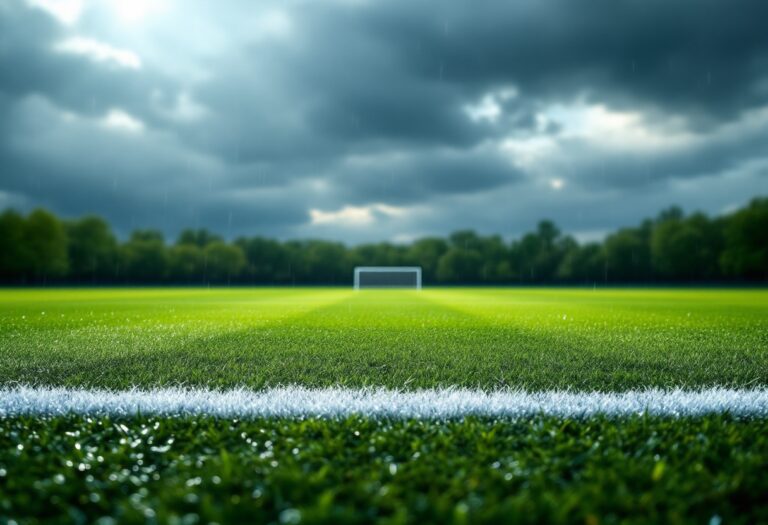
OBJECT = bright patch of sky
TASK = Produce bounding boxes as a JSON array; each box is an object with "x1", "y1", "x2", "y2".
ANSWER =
[
  {"x1": 54, "y1": 36, "x2": 141, "y2": 69},
  {"x1": 464, "y1": 88, "x2": 517, "y2": 124},
  {"x1": 310, "y1": 204, "x2": 407, "y2": 227},
  {"x1": 26, "y1": 0, "x2": 83, "y2": 25},
  {"x1": 100, "y1": 109, "x2": 144, "y2": 133}
]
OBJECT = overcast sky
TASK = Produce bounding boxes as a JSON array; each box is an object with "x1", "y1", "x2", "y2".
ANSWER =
[{"x1": 1, "y1": 0, "x2": 767, "y2": 243}]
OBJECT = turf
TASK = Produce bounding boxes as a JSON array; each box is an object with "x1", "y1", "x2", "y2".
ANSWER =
[
  {"x1": 1, "y1": 414, "x2": 766, "y2": 524},
  {"x1": 2, "y1": 288, "x2": 767, "y2": 523},
  {"x1": 1, "y1": 288, "x2": 766, "y2": 390}
]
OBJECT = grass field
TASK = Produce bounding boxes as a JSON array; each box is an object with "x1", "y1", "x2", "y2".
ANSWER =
[
  {"x1": 1, "y1": 288, "x2": 767, "y2": 523},
  {"x1": 1, "y1": 288, "x2": 767, "y2": 389}
]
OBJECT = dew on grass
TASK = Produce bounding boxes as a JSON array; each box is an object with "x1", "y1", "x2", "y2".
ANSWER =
[
  {"x1": 279, "y1": 508, "x2": 301, "y2": 524},
  {"x1": 186, "y1": 477, "x2": 202, "y2": 487}
]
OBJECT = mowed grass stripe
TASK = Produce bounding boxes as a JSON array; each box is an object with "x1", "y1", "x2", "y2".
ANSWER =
[
  {"x1": 423, "y1": 288, "x2": 768, "y2": 388},
  {"x1": 1, "y1": 288, "x2": 766, "y2": 390},
  {"x1": 2, "y1": 386, "x2": 767, "y2": 418},
  {"x1": 0, "y1": 288, "x2": 354, "y2": 388}
]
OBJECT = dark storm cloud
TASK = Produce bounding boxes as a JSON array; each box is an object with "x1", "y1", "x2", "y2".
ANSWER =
[
  {"x1": 0, "y1": 0, "x2": 767, "y2": 242},
  {"x1": 181, "y1": 15, "x2": 487, "y2": 165},
  {"x1": 0, "y1": 95, "x2": 308, "y2": 237},
  {"x1": 361, "y1": 0, "x2": 768, "y2": 123},
  {"x1": 332, "y1": 148, "x2": 524, "y2": 205},
  {"x1": 557, "y1": 125, "x2": 768, "y2": 190},
  {"x1": 0, "y1": 3, "x2": 179, "y2": 127}
]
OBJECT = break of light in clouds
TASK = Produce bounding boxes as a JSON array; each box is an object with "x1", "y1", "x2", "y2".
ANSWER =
[
  {"x1": 54, "y1": 36, "x2": 142, "y2": 69},
  {"x1": 1, "y1": 0, "x2": 767, "y2": 243}
]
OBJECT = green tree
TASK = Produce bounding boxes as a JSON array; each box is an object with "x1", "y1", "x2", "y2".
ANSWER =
[
  {"x1": 66, "y1": 216, "x2": 118, "y2": 282},
  {"x1": 436, "y1": 247, "x2": 483, "y2": 283},
  {"x1": 121, "y1": 230, "x2": 168, "y2": 282},
  {"x1": 236, "y1": 237, "x2": 291, "y2": 283},
  {"x1": 203, "y1": 242, "x2": 246, "y2": 283},
  {"x1": 349, "y1": 243, "x2": 408, "y2": 269},
  {"x1": 168, "y1": 244, "x2": 205, "y2": 282},
  {"x1": 435, "y1": 231, "x2": 485, "y2": 283},
  {"x1": 720, "y1": 198, "x2": 768, "y2": 280},
  {"x1": 23, "y1": 209, "x2": 68, "y2": 281},
  {"x1": 301, "y1": 241, "x2": 348, "y2": 284},
  {"x1": 177, "y1": 229, "x2": 223, "y2": 248},
  {"x1": 651, "y1": 212, "x2": 722, "y2": 280},
  {"x1": 510, "y1": 221, "x2": 570, "y2": 282},
  {"x1": 0, "y1": 209, "x2": 27, "y2": 282},
  {"x1": 602, "y1": 223, "x2": 652, "y2": 282},
  {"x1": 406, "y1": 238, "x2": 448, "y2": 283},
  {"x1": 476, "y1": 235, "x2": 512, "y2": 283},
  {"x1": 1, "y1": 198, "x2": 766, "y2": 285},
  {"x1": 557, "y1": 243, "x2": 606, "y2": 283}
]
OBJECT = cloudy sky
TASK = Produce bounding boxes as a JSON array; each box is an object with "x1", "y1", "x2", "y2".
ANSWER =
[{"x1": 1, "y1": 0, "x2": 767, "y2": 243}]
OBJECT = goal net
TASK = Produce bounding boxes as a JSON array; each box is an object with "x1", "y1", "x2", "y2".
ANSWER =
[{"x1": 354, "y1": 267, "x2": 422, "y2": 290}]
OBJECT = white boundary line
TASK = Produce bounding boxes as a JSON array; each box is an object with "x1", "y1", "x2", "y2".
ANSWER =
[{"x1": 1, "y1": 386, "x2": 767, "y2": 418}]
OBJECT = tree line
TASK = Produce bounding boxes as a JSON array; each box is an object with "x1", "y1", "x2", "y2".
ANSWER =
[{"x1": 0, "y1": 198, "x2": 766, "y2": 285}]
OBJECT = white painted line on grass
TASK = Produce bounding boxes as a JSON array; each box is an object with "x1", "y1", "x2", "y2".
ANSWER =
[{"x1": 1, "y1": 386, "x2": 767, "y2": 418}]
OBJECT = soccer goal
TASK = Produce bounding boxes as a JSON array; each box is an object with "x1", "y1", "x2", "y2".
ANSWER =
[{"x1": 354, "y1": 267, "x2": 422, "y2": 290}]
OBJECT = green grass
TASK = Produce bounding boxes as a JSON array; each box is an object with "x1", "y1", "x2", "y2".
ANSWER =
[
  {"x1": 1, "y1": 288, "x2": 766, "y2": 390},
  {"x1": 2, "y1": 414, "x2": 767, "y2": 524},
  {"x1": 1, "y1": 287, "x2": 767, "y2": 523}
]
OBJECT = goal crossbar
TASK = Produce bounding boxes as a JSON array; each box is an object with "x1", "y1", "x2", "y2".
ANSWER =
[{"x1": 354, "y1": 266, "x2": 422, "y2": 290}]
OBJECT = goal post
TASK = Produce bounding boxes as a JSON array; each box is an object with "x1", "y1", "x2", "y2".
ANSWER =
[{"x1": 354, "y1": 266, "x2": 422, "y2": 290}]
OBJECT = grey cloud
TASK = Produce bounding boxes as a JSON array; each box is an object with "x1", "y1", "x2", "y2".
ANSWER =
[
  {"x1": 0, "y1": 3, "x2": 186, "y2": 132},
  {"x1": 0, "y1": 95, "x2": 307, "y2": 238},
  {"x1": 537, "y1": 110, "x2": 768, "y2": 190},
  {"x1": 380, "y1": 166, "x2": 768, "y2": 244},
  {"x1": 0, "y1": 0, "x2": 766, "y2": 242},
  {"x1": 363, "y1": 0, "x2": 768, "y2": 125},
  {"x1": 332, "y1": 148, "x2": 524, "y2": 205}
]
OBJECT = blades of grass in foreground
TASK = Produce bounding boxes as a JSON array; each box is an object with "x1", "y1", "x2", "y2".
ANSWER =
[{"x1": 1, "y1": 415, "x2": 766, "y2": 524}]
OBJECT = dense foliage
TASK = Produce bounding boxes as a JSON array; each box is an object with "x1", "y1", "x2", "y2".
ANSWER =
[
  {"x1": 0, "y1": 198, "x2": 766, "y2": 284},
  {"x1": 1, "y1": 414, "x2": 766, "y2": 524}
]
